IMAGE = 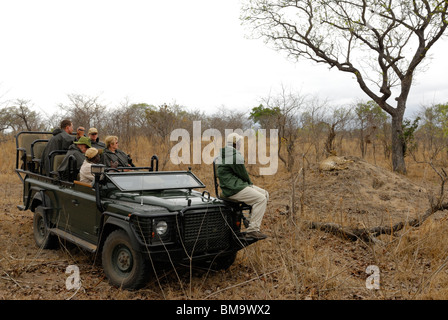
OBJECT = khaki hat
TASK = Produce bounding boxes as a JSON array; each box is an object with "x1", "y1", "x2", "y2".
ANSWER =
[
  {"x1": 88, "y1": 127, "x2": 98, "y2": 134},
  {"x1": 85, "y1": 147, "x2": 98, "y2": 159},
  {"x1": 74, "y1": 136, "x2": 92, "y2": 148},
  {"x1": 226, "y1": 133, "x2": 243, "y2": 145}
]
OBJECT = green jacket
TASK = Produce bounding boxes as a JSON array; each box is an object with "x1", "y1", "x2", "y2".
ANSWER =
[
  {"x1": 57, "y1": 144, "x2": 86, "y2": 180},
  {"x1": 217, "y1": 146, "x2": 252, "y2": 198},
  {"x1": 41, "y1": 128, "x2": 74, "y2": 175}
]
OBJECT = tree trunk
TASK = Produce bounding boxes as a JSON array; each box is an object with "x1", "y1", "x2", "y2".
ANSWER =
[
  {"x1": 324, "y1": 123, "x2": 336, "y2": 155},
  {"x1": 391, "y1": 110, "x2": 406, "y2": 174},
  {"x1": 359, "y1": 130, "x2": 365, "y2": 158}
]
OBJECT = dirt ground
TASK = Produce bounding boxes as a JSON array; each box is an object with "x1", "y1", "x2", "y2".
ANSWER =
[{"x1": 1, "y1": 156, "x2": 446, "y2": 300}]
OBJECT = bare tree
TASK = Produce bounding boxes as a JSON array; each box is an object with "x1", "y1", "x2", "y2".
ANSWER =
[
  {"x1": 298, "y1": 98, "x2": 327, "y2": 161},
  {"x1": 242, "y1": 0, "x2": 448, "y2": 173},
  {"x1": 59, "y1": 94, "x2": 108, "y2": 131},
  {"x1": 322, "y1": 106, "x2": 352, "y2": 156},
  {"x1": 145, "y1": 103, "x2": 186, "y2": 142},
  {"x1": 205, "y1": 106, "x2": 251, "y2": 133},
  {"x1": 144, "y1": 103, "x2": 190, "y2": 168},
  {"x1": 0, "y1": 99, "x2": 45, "y2": 133},
  {"x1": 103, "y1": 100, "x2": 153, "y2": 144},
  {"x1": 262, "y1": 86, "x2": 307, "y2": 171}
]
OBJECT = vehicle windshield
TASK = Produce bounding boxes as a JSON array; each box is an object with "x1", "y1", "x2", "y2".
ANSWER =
[{"x1": 107, "y1": 171, "x2": 205, "y2": 191}]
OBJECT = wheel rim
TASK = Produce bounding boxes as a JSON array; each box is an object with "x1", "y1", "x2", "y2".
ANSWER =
[
  {"x1": 112, "y1": 244, "x2": 133, "y2": 275},
  {"x1": 37, "y1": 216, "x2": 46, "y2": 238}
]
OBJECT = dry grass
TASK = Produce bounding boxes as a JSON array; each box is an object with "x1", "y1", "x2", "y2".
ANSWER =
[{"x1": 2, "y1": 134, "x2": 448, "y2": 300}]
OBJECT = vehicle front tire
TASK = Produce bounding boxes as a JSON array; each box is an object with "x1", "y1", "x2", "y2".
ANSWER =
[
  {"x1": 213, "y1": 251, "x2": 237, "y2": 270},
  {"x1": 102, "y1": 229, "x2": 150, "y2": 290},
  {"x1": 33, "y1": 206, "x2": 57, "y2": 249}
]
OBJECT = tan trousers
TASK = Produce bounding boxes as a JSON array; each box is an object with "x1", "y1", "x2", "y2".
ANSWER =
[{"x1": 229, "y1": 185, "x2": 269, "y2": 233}]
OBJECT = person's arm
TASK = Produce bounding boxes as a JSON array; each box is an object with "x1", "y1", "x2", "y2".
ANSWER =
[{"x1": 231, "y1": 151, "x2": 252, "y2": 185}]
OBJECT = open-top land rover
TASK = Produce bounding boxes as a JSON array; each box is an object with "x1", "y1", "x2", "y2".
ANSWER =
[{"x1": 14, "y1": 131, "x2": 259, "y2": 289}]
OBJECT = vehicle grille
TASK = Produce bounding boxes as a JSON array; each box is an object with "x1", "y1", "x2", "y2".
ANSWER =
[
  {"x1": 130, "y1": 216, "x2": 152, "y2": 244},
  {"x1": 181, "y1": 207, "x2": 232, "y2": 256}
]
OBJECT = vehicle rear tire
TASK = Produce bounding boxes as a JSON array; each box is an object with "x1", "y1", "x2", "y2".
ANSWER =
[
  {"x1": 102, "y1": 229, "x2": 150, "y2": 290},
  {"x1": 33, "y1": 206, "x2": 57, "y2": 249}
]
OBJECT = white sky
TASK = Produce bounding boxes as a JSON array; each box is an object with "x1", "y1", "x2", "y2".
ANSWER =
[{"x1": 0, "y1": 0, "x2": 447, "y2": 118}]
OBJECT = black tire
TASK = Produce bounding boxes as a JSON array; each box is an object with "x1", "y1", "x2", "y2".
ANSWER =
[
  {"x1": 33, "y1": 206, "x2": 57, "y2": 249},
  {"x1": 213, "y1": 251, "x2": 237, "y2": 270},
  {"x1": 101, "y1": 229, "x2": 150, "y2": 290}
]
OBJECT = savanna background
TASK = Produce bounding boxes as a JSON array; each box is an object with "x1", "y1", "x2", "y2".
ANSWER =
[{"x1": 2, "y1": 92, "x2": 448, "y2": 300}]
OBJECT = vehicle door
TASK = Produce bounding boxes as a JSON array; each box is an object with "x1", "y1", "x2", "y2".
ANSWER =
[{"x1": 58, "y1": 183, "x2": 101, "y2": 243}]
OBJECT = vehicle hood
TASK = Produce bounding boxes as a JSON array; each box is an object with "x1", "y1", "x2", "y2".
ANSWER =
[{"x1": 109, "y1": 189, "x2": 218, "y2": 212}]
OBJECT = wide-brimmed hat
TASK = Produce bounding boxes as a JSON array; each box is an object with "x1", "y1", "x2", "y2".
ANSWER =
[{"x1": 74, "y1": 136, "x2": 92, "y2": 148}]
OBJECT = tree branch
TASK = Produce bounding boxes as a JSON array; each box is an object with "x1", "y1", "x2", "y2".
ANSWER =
[{"x1": 308, "y1": 200, "x2": 448, "y2": 242}]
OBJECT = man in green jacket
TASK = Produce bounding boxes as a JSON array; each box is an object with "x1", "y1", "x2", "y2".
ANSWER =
[{"x1": 217, "y1": 133, "x2": 269, "y2": 240}]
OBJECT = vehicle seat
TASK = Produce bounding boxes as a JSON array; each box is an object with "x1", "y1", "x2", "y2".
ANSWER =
[
  {"x1": 17, "y1": 133, "x2": 44, "y2": 171},
  {"x1": 212, "y1": 157, "x2": 252, "y2": 226},
  {"x1": 48, "y1": 151, "x2": 67, "y2": 177},
  {"x1": 31, "y1": 139, "x2": 48, "y2": 173}
]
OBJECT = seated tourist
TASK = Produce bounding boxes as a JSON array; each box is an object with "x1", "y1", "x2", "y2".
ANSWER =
[
  {"x1": 41, "y1": 119, "x2": 74, "y2": 175},
  {"x1": 75, "y1": 126, "x2": 86, "y2": 141},
  {"x1": 88, "y1": 127, "x2": 106, "y2": 149},
  {"x1": 79, "y1": 147, "x2": 101, "y2": 185},
  {"x1": 57, "y1": 137, "x2": 91, "y2": 180},
  {"x1": 101, "y1": 135, "x2": 132, "y2": 168}
]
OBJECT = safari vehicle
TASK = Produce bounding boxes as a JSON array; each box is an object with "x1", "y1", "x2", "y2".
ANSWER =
[{"x1": 14, "y1": 131, "x2": 259, "y2": 289}]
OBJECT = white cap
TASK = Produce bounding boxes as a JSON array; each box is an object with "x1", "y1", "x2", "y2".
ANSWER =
[
  {"x1": 226, "y1": 133, "x2": 243, "y2": 145},
  {"x1": 85, "y1": 147, "x2": 98, "y2": 159}
]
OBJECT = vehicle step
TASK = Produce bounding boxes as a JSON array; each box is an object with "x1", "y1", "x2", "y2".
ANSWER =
[
  {"x1": 49, "y1": 228, "x2": 97, "y2": 253},
  {"x1": 235, "y1": 234, "x2": 260, "y2": 248}
]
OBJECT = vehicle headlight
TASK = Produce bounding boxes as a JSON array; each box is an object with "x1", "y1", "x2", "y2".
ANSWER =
[{"x1": 155, "y1": 220, "x2": 168, "y2": 235}]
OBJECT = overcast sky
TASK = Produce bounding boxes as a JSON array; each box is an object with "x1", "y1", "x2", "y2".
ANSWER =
[{"x1": 0, "y1": 0, "x2": 447, "y2": 119}]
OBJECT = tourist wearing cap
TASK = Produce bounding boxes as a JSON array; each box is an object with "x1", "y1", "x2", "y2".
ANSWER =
[
  {"x1": 80, "y1": 147, "x2": 101, "y2": 184},
  {"x1": 217, "y1": 133, "x2": 269, "y2": 240},
  {"x1": 57, "y1": 136, "x2": 91, "y2": 180},
  {"x1": 88, "y1": 127, "x2": 106, "y2": 149}
]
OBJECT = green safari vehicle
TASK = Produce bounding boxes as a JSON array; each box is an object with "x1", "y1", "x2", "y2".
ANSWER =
[{"x1": 14, "y1": 131, "x2": 259, "y2": 289}]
